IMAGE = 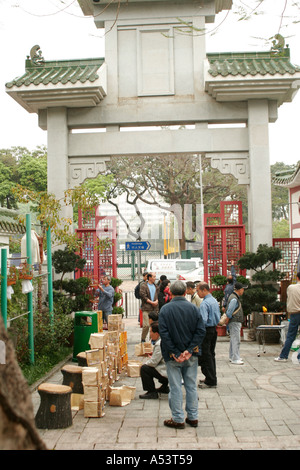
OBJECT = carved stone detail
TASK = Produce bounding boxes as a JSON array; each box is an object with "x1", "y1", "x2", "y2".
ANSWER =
[
  {"x1": 207, "y1": 153, "x2": 250, "y2": 185},
  {"x1": 68, "y1": 157, "x2": 111, "y2": 187}
]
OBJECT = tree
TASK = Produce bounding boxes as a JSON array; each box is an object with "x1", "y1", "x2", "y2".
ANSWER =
[
  {"x1": 52, "y1": 247, "x2": 86, "y2": 285},
  {"x1": 273, "y1": 219, "x2": 289, "y2": 238},
  {"x1": 271, "y1": 162, "x2": 294, "y2": 221},
  {"x1": 0, "y1": 146, "x2": 48, "y2": 209},
  {"x1": 52, "y1": 247, "x2": 92, "y2": 312},
  {"x1": 104, "y1": 154, "x2": 247, "y2": 251},
  {"x1": 0, "y1": 315, "x2": 46, "y2": 450},
  {"x1": 12, "y1": 184, "x2": 109, "y2": 251},
  {"x1": 0, "y1": 162, "x2": 15, "y2": 208},
  {"x1": 237, "y1": 244, "x2": 286, "y2": 314},
  {"x1": 18, "y1": 154, "x2": 47, "y2": 193}
]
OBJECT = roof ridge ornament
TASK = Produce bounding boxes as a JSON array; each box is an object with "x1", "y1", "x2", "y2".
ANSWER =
[
  {"x1": 270, "y1": 34, "x2": 286, "y2": 56},
  {"x1": 28, "y1": 45, "x2": 45, "y2": 66}
]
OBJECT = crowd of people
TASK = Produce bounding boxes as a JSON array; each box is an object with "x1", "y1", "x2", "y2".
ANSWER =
[
  {"x1": 96, "y1": 265, "x2": 300, "y2": 429},
  {"x1": 136, "y1": 267, "x2": 247, "y2": 429}
]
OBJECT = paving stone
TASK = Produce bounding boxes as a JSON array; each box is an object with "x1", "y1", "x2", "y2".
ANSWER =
[{"x1": 31, "y1": 317, "x2": 300, "y2": 451}]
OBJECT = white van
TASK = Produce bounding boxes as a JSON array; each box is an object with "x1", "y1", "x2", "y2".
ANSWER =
[{"x1": 146, "y1": 258, "x2": 204, "y2": 282}]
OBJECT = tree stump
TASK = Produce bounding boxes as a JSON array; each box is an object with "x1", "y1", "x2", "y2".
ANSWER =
[
  {"x1": 35, "y1": 383, "x2": 72, "y2": 429},
  {"x1": 76, "y1": 351, "x2": 87, "y2": 367},
  {"x1": 61, "y1": 364, "x2": 84, "y2": 394}
]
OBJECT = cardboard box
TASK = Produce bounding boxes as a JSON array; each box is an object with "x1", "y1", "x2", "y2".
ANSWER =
[
  {"x1": 71, "y1": 393, "x2": 84, "y2": 411},
  {"x1": 89, "y1": 332, "x2": 108, "y2": 349},
  {"x1": 107, "y1": 330, "x2": 119, "y2": 343},
  {"x1": 127, "y1": 360, "x2": 143, "y2": 377},
  {"x1": 135, "y1": 342, "x2": 153, "y2": 356},
  {"x1": 84, "y1": 399, "x2": 105, "y2": 418},
  {"x1": 122, "y1": 385, "x2": 136, "y2": 400},
  {"x1": 109, "y1": 386, "x2": 133, "y2": 407},
  {"x1": 84, "y1": 385, "x2": 101, "y2": 402},
  {"x1": 107, "y1": 343, "x2": 119, "y2": 355},
  {"x1": 86, "y1": 348, "x2": 104, "y2": 366},
  {"x1": 82, "y1": 367, "x2": 100, "y2": 386},
  {"x1": 108, "y1": 315, "x2": 124, "y2": 331}
]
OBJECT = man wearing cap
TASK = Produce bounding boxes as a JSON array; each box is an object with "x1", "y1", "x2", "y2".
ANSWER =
[{"x1": 225, "y1": 281, "x2": 247, "y2": 365}]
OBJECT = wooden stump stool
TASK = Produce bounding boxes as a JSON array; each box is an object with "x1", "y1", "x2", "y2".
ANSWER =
[
  {"x1": 35, "y1": 383, "x2": 72, "y2": 429},
  {"x1": 76, "y1": 351, "x2": 88, "y2": 367},
  {"x1": 61, "y1": 364, "x2": 84, "y2": 394}
]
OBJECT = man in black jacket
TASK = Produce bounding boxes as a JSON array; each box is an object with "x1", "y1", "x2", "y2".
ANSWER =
[{"x1": 159, "y1": 281, "x2": 206, "y2": 429}]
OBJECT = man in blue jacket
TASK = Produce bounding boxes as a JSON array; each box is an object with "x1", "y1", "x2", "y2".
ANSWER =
[
  {"x1": 159, "y1": 280, "x2": 206, "y2": 429},
  {"x1": 196, "y1": 282, "x2": 220, "y2": 388}
]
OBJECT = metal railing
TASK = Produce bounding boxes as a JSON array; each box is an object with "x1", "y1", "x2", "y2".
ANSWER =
[
  {"x1": 121, "y1": 291, "x2": 192, "y2": 318},
  {"x1": 122, "y1": 291, "x2": 141, "y2": 318}
]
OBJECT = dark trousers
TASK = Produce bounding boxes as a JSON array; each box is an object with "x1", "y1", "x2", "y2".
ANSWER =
[
  {"x1": 198, "y1": 326, "x2": 217, "y2": 386},
  {"x1": 140, "y1": 364, "x2": 168, "y2": 392}
]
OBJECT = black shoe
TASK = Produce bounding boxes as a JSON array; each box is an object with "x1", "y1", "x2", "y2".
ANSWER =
[
  {"x1": 198, "y1": 382, "x2": 217, "y2": 389},
  {"x1": 185, "y1": 418, "x2": 198, "y2": 427},
  {"x1": 156, "y1": 385, "x2": 170, "y2": 394},
  {"x1": 139, "y1": 391, "x2": 159, "y2": 399},
  {"x1": 164, "y1": 418, "x2": 185, "y2": 429}
]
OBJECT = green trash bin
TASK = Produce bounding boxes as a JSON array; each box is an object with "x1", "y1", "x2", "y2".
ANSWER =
[{"x1": 73, "y1": 311, "x2": 98, "y2": 361}]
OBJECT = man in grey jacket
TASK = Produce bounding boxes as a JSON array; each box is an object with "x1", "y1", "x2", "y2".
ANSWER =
[
  {"x1": 139, "y1": 322, "x2": 169, "y2": 399},
  {"x1": 96, "y1": 275, "x2": 115, "y2": 325}
]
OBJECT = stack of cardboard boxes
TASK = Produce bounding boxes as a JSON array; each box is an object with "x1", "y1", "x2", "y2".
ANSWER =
[{"x1": 82, "y1": 314, "x2": 129, "y2": 418}]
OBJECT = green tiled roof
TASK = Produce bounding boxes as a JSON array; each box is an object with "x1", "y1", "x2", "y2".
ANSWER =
[
  {"x1": 0, "y1": 209, "x2": 25, "y2": 234},
  {"x1": 272, "y1": 162, "x2": 300, "y2": 187},
  {"x1": 207, "y1": 49, "x2": 300, "y2": 77},
  {"x1": 6, "y1": 57, "x2": 105, "y2": 89}
]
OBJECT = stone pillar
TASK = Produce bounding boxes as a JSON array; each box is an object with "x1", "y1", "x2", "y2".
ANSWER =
[
  {"x1": 247, "y1": 100, "x2": 273, "y2": 252},
  {"x1": 47, "y1": 107, "x2": 73, "y2": 226}
]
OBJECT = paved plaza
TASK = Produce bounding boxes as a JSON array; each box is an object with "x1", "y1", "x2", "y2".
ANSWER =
[{"x1": 31, "y1": 317, "x2": 300, "y2": 451}]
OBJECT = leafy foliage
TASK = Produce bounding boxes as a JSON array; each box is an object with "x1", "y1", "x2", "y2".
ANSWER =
[
  {"x1": 52, "y1": 247, "x2": 92, "y2": 312},
  {"x1": 237, "y1": 244, "x2": 286, "y2": 314},
  {"x1": 238, "y1": 244, "x2": 283, "y2": 272},
  {"x1": 52, "y1": 247, "x2": 86, "y2": 283}
]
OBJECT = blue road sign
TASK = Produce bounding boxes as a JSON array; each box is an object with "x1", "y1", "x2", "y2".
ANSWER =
[{"x1": 125, "y1": 241, "x2": 151, "y2": 251}]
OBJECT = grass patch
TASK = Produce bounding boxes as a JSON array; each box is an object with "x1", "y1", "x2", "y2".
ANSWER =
[{"x1": 21, "y1": 346, "x2": 72, "y2": 386}]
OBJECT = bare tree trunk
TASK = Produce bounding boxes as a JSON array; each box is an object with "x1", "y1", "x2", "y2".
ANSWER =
[{"x1": 0, "y1": 315, "x2": 47, "y2": 450}]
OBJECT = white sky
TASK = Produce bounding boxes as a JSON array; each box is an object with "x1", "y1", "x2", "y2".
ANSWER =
[{"x1": 0, "y1": 0, "x2": 299, "y2": 165}]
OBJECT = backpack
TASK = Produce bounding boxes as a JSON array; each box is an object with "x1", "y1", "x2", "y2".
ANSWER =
[{"x1": 134, "y1": 282, "x2": 142, "y2": 299}]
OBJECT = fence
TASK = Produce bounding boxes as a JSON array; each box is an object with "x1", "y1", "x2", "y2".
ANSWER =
[
  {"x1": 117, "y1": 250, "x2": 161, "y2": 280},
  {"x1": 121, "y1": 290, "x2": 192, "y2": 318},
  {"x1": 122, "y1": 291, "x2": 141, "y2": 318}
]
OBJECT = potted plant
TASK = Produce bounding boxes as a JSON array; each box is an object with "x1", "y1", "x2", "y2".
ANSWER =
[
  {"x1": 7, "y1": 265, "x2": 18, "y2": 286},
  {"x1": 237, "y1": 244, "x2": 286, "y2": 342},
  {"x1": 110, "y1": 276, "x2": 124, "y2": 316}
]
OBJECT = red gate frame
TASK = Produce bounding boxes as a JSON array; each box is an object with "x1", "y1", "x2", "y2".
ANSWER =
[
  {"x1": 203, "y1": 201, "x2": 246, "y2": 284},
  {"x1": 75, "y1": 208, "x2": 117, "y2": 284},
  {"x1": 273, "y1": 238, "x2": 300, "y2": 281}
]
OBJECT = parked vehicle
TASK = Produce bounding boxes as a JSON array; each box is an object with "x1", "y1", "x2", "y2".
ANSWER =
[{"x1": 146, "y1": 258, "x2": 203, "y2": 282}]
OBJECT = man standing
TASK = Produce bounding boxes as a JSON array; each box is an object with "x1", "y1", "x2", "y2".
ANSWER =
[
  {"x1": 96, "y1": 275, "x2": 115, "y2": 325},
  {"x1": 196, "y1": 282, "x2": 220, "y2": 388},
  {"x1": 159, "y1": 281, "x2": 206, "y2": 429},
  {"x1": 225, "y1": 281, "x2": 246, "y2": 365},
  {"x1": 139, "y1": 322, "x2": 169, "y2": 399},
  {"x1": 222, "y1": 260, "x2": 237, "y2": 311},
  {"x1": 135, "y1": 270, "x2": 148, "y2": 325},
  {"x1": 275, "y1": 272, "x2": 300, "y2": 363},
  {"x1": 186, "y1": 281, "x2": 202, "y2": 307},
  {"x1": 139, "y1": 272, "x2": 159, "y2": 342}
]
